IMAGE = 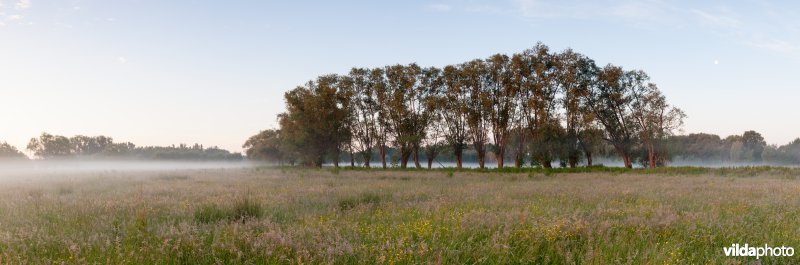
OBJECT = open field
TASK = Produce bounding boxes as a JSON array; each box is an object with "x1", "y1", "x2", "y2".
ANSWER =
[{"x1": 1, "y1": 167, "x2": 800, "y2": 264}]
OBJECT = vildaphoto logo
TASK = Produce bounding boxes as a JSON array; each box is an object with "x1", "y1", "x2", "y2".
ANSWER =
[{"x1": 724, "y1": 244, "x2": 795, "y2": 259}]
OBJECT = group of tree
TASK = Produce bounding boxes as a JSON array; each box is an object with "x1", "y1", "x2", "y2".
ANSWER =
[
  {"x1": 22, "y1": 132, "x2": 242, "y2": 161},
  {"x1": 0, "y1": 141, "x2": 27, "y2": 160},
  {"x1": 247, "y1": 42, "x2": 687, "y2": 168},
  {"x1": 667, "y1": 131, "x2": 800, "y2": 165}
]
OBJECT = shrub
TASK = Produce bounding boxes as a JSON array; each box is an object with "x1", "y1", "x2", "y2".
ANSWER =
[
  {"x1": 194, "y1": 204, "x2": 227, "y2": 224},
  {"x1": 230, "y1": 197, "x2": 263, "y2": 221},
  {"x1": 194, "y1": 197, "x2": 263, "y2": 224},
  {"x1": 338, "y1": 192, "x2": 384, "y2": 211}
]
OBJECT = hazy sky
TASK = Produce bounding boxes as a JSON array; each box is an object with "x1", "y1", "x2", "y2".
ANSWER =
[{"x1": 1, "y1": 0, "x2": 799, "y2": 153}]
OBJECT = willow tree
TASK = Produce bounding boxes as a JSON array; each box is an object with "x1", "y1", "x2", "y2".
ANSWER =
[
  {"x1": 370, "y1": 68, "x2": 390, "y2": 168},
  {"x1": 416, "y1": 67, "x2": 445, "y2": 168},
  {"x1": 461, "y1": 59, "x2": 490, "y2": 169},
  {"x1": 347, "y1": 68, "x2": 381, "y2": 167},
  {"x1": 555, "y1": 49, "x2": 597, "y2": 167},
  {"x1": 278, "y1": 75, "x2": 350, "y2": 167},
  {"x1": 485, "y1": 53, "x2": 516, "y2": 168},
  {"x1": 27, "y1": 133, "x2": 72, "y2": 158},
  {"x1": 242, "y1": 129, "x2": 290, "y2": 164},
  {"x1": 508, "y1": 53, "x2": 530, "y2": 167},
  {"x1": 631, "y1": 86, "x2": 686, "y2": 168},
  {"x1": 385, "y1": 64, "x2": 437, "y2": 168},
  {"x1": 0, "y1": 142, "x2": 26, "y2": 160},
  {"x1": 586, "y1": 66, "x2": 643, "y2": 168},
  {"x1": 518, "y1": 43, "x2": 560, "y2": 168},
  {"x1": 441, "y1": 65, "x2": 470, "y2": 168}
]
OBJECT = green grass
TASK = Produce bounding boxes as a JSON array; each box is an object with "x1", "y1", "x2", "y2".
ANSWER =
[{"x1": 1, "y1": 167, "x2": 800, "y2": 264}]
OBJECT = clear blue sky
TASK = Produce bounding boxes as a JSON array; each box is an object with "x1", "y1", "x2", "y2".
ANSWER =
[{"x1": 1, "y1": 0, "x2": 799, "y2": 153}]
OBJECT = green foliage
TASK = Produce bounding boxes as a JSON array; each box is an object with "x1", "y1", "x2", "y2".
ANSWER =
[
  {"x1": 242, "y1": 129, "x2": 292, "y2": 163},
  {"x1": 0, "y1": 141, "x2": 27, "y2": 159},
  {"x1": 194, "y1": 204, "x2": 228, "y2": 224},
  {"x1": 338, "y1": 191, "x2": 385, "y2": 211},
  {"x1": 194, "y1": 197, "x2": 263, "y2": 224},
  {"x1": 25, "y1": 132, "x2": 242, "y2": 161},
  {"x1": 9, "y1": 168, "x2": 800, "y2": 263},
  {"x1": 230, "y1": 197, "x2": 264, "y2": 221},
  {"x1": 279, "y1": 75, "x2": 351, "y2": 167},
  {"x1": 264, "y1": 41, "x2": 689, "y2": 170}
]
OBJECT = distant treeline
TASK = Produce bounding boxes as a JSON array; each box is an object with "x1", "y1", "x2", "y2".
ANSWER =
[
  {"x1": 0, "y1": 133, "x2": 243, "y2": 161},
  {"x1": 668, "y1": 131, "x2": 800, "y2": 165},
  {"x1": 245, "y1": 42, "x2": 687, "y2": 168}
]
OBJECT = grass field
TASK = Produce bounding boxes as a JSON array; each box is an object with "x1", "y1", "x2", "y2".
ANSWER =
[{"x1": 1, "y1": 166, "x2": 800, "y2": 264}]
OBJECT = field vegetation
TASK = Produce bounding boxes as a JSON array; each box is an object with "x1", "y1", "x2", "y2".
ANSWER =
[{"x1": 1, "y1": 167, "x2": 799, "y2": 264}]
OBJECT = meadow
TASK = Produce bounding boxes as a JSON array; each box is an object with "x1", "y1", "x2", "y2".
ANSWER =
[{"x1": 1, "y1": 166, "x2": 800, "y2": 264}]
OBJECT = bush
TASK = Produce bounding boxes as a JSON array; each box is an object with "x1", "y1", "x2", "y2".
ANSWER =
[
  {"x1": 194, "y1": 204, "x2": 228, "y2": 224},
  {"x1": 338, "y1": 192, "x2": 384, "y2": 211},
  {"x1": 194, "y1": 197, "x2": 263, "y2": 223},
  {"x1": 230, "y1": 197, "x2": 263, "y2": 221}
]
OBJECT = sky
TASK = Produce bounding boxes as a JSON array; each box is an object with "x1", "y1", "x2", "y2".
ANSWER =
[{"x1": 1, "y1": 0, "x2": 799, "y2": 154}]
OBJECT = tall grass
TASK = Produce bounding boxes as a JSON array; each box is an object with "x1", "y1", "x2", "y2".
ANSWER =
[{"x1": 1, "y1": 167, "x2": 799, "y2": 264}]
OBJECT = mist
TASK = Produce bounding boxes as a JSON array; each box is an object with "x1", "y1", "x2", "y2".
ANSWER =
[{"x1": 0, "y1": 160, "x2": 261, "y2": 179}]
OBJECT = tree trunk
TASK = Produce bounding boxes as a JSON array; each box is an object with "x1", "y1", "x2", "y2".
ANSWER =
[
  {"x1": 541, "y1": 159, "x2": 552, "y2": 169},
  {"x1": 350, "y1": 152, "x2": 355, "y2": 167},
  {"x1": 514, "y1": 151, "x2": 523, "y2": 168},
  {"x1": 496, "y1": 147, "x2": 504, "y2": 169},
  {"x1": 647, "y1": 142, "x2": 656, "y2": 168},
  {"x1": 455, "y1": 147, "x2": 463, "y2": 169},
  {"x1": 427, "y1": 157, "x2": 433, "y2": 169},
  {"x1": 568, "y1": 153, "x2": 578, "y2": 168},
  {"x1": 412, "y1": 145, "x2": 421, "y2": 169},
  {"x1": 614, "y1": 145, "x2": 633, "y2": 168},
  {"x1": 400, "y1": 146, "x2": 411, "y2": 168},
  {"x1": 476, "y1": 144, "x2": 485, "y2": 169},
  {"x1": 380, "y1": 145, "x2": 387, "y2": 169},
  {"x1": 622, "y1": 153, "x2": 632, "y2": 168},
  {"x1": 332, "y1": 149, "x2": 340, "y2": 168},
  {"x1": 585, "y1": 151, "x2": 593, "y2": 167},
  {"x1": 363, "y1": 149, "x2": 371, "y2": 168}
]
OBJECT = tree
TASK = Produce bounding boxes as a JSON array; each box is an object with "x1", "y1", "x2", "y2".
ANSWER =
[
  {"x1": 384, "y1": 64, "x2": 416, "y2": 168},
  {"x1": 416, "y1": 67, "x2": 445, "y2": 168},
  {"x1": 585, "y1": 66, "x2": 643, "y2": 168},
  {"x1": 69, "y1": 135, "x2": 114, "y2": 156},
  {"x1": 508, "y1": 53, "x2": 530, "y2": 168},
  {"x1": 742, "y1": 130, "x2": 766, "y2": 163},
  {"x1": 278, "y1": 75, "x2": 351, "y2": 167},
  {"x1": 242, "y1": 129, "x2": 291, "y2": 164},
  {"x1": 577, "y1": 128, "x2": 604, "y2": 166},
  {"x1": 555, "y1": 49, "x2": 597, "y2": 167},
  {"x1": 441, "y1": 65, "x2": 470, "y2": 169},
  {"x1": 422, "y1": 107, "x2": 447, "y2": 169},
  {"x1": 529, "y1": 122, "x2": 567, "y2": 168},
  {"x1": 0, "y1": 142, "x2": 27, "y2": 159},
  {"x1": 517, "y1": 43, "x2": 559, "y2": 168},
  {"x1": 461, "y1": 59, "x2": 491, "y2": 169},
  {"x1": 631, "y1": 86, "x2": 686, "y2": 168},
  {"x1": 347, "y1": 68, "x2": 381, "y2": 167},
  {"x1": 27, "y1": 133, "x2": 72, "y2": 158},
  {"x1": 383, "y1": 64, "x2": 438, "y2": 168},
  {"x1": 370, "y1": 68, "x2": 391, "y2": 168},
  {"x1": 337, "y1": 75, "x2": 358, "y2": 167},
  {"x1": 484, "y1": 53, "x2": 516, "y2": 168}
]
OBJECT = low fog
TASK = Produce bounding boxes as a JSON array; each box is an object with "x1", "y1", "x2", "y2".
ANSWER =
[{"x1": 0, "y1": 160, "x2": 260, "y2": 179}]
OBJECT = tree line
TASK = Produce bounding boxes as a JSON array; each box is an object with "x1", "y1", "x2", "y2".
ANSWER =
[
  {"x1": 247, "y1": 42, "x2": 686, "y2": 168},
  {"x1": 668, "y1": 131, "x2": 800, "y2": 165},
  {"x1": 0, "y1": 132, "x2": 243, "y2": 161}
]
